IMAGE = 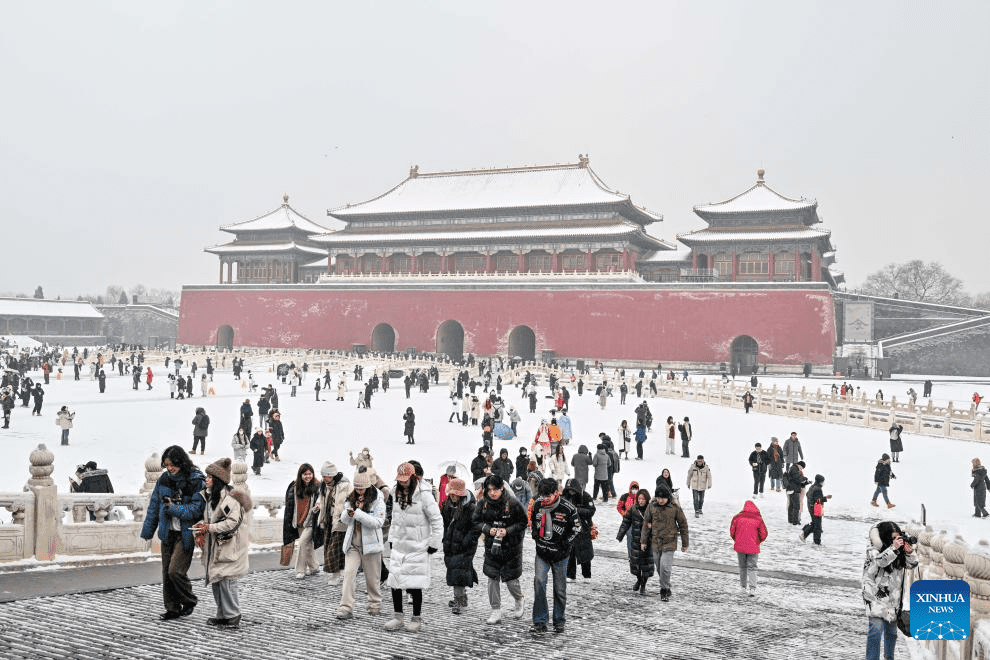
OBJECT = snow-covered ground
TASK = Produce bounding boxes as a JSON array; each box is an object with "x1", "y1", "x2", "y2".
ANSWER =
[{"x1": 2, "y1": 359, "x2": 989, "y2": 578}]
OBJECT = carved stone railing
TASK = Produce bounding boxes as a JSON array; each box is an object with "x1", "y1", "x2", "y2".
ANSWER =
[{"x1": 0, "y1": 492, "x2": 34, "y2": 561}]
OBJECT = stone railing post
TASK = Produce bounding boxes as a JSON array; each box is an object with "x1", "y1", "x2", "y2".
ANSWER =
[
  {"x1": 27, "y1": 444, "x2": 60, "y2": 561},
  {"x1": 141, "y1": 453, "x2": 161, "y2": 496}
]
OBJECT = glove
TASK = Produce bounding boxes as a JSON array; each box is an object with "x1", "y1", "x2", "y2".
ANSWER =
[{"x1": 427, "y1": 546, "x2": 438, "y2": 555}]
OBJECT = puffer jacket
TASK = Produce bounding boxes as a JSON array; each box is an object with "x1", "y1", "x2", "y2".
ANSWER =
[
  {"x1": 562, "y1": 481, "x2": 595, "y2": 564},
  {"x1": 591, "y1": 449, "x2": 610, "y2": 481},
  {"x1": 862, "y1": 525, "x2": 918, "y2": 622},
  {"x1": 141, "y1": 469, "x2": 206, "y2": 552},
  {"x1": 386, "y1": 485, "x2": 443, "y2": 590},
  {"x1": 472, "y1": 492, "x2": 528, "y2": 581},
  {"x1": 643, "y1": 496, "x2": 689, "y2": 551},
  {"x1": 571, "y1": 446, "x2": 592, "y2": 485},
  {"x1": 616, "y1": 481, "x2": 640, "y2": 517},
  {"x1": 729, "y1": 500, "x2": 767, "y2": 554},
  {"x1": 341, "y1": 488, "x2": 387, "y2": 555},
  {"x1": 441, "y1": 498, "x2": 480, "y2": 588},
  {"x1": 686, "y1": 461, "x2": 712, "y2": 491},
  {"x1": 616, "y1": 503, "x2": 654, "y2": 578},
  {"x1": 200, "y1": 486, "x2": 252, "y2": 584}
]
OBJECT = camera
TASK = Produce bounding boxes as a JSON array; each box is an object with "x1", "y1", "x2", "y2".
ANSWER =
[{"x1": 901, "y1": 534, "x2": 918, "y2": 546}]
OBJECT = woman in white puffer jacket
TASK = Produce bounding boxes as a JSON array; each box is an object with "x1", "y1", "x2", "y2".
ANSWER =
[{"x1": 383, "y1": 462, "x2": 443, "y2": 633}]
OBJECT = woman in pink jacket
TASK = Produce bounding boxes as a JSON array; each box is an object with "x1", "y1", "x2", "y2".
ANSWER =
[{"x1": 729, "y1": 500, "x2": 768, "y2": 596}]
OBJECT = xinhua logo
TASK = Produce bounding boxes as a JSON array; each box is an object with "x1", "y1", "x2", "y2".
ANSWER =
[{"x1": 910, "y1": 580, "x2": 970, "y2": 640}]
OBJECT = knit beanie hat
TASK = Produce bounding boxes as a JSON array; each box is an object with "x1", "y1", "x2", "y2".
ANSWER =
[
  {"x1": 206, "y1": 457, "x2": 232, "y2": 484},
  {"x1": 815, "y1": 474, "x2": 825, "y2": 483},
  {"x1": 447, "y1": 478, "x2": 467, "y2": 496},
  {"x1": 321, "y1": 461, "x2": 338, "y2": 477},
  {"x1": 353, "y1": 467, "x2": 373, "y2": 489}
]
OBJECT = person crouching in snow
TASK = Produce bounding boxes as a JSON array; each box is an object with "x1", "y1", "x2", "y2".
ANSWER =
[{"x1": 729, "y1": 500, "x2": 768, "y2": 596}]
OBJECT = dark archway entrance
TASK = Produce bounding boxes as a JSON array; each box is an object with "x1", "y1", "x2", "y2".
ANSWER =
[
  {"x1": 217, "y1": 325, "x2": 234, "y2": 351},
  {"x1": 371, "y1": 323, "x2": 396, "y2": 353},
  {"x1": 507, "y1": 325, "x2": 536, "y2": 362},
  {"x1": 730, "y1": 335, "x2": 759, "y2": 373},
  {"x1": 436, "y1": 320, "x2": 464, "y2": 362}
]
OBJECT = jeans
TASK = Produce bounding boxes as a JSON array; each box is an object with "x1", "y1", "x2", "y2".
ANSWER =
[
  {"x1": 770, "y1": 476, "x2": 781, "y2": 490},
  {"x1": 872, "y1": 484, "x2": 890, "y2": 505},
  {"x1": 866, "y1": 616, "x2": 897, "y2": 660},
  {"x1": 61, "y1": 429, "x2": 70, "y2": 445},
  {"x1": 736, "y1": 552, "x2": 758, "y2": 589},
  {"x1": 532, "y1": 555, "x2": 568, "y2": 626},
  {"x1": 752, "y1": 470, "x2": 766, "y2": 495},
  {"x1": 652, "y1": 548, "x2": 674, "y2": 590},
  {"x1": 691, "y1": 489, "x2": 705, "y2": 514}
]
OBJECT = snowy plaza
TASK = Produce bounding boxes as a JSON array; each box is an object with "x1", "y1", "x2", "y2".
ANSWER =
[{"x1": 1, "y1": 354, "x2": 989, "y2": 658}]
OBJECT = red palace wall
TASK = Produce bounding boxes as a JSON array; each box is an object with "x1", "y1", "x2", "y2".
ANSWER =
[{"x1": 178, "y1": 286, "x2": 836, "y2": 364}]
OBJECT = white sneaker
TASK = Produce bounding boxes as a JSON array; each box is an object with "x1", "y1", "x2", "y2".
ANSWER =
[
  {"x1": 486, "y1": 609, "x2": 502, "y2": 625},
  {"x1": 295, "y1": 572, "x2": 305, "y2": 579},
  {"x1": 512, "y1": 596, "x2": 525, "y2": 619}
]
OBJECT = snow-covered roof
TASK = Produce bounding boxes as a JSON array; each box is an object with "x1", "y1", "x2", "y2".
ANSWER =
[
  {"x1": 639, "y1": 246, "x2": 693, "y2": 264},
  {"x1": 205, "y1": 242, "x2": 328, "y2": 257},
  {"x1": 300, "y1": 256, "x2": 330, "y2": 269},
  {"x1": 0, "y1": 298, "x2": 103, "y2": 319},
  {"x1": 328, "y1": 160, "x2": 662, "y2": 222},
  {"x1": 312, "y1": 222, "x2": 659, "y2": 247},
  {"x1": 694, "y1": 170, "x2": 816, "y2": 215},
  {"x1": 221, "y1": 195, "x2": 334, "y2": 235},
  {"x1": 677, "y1": 227, "x2": 832, "y2": 245}
]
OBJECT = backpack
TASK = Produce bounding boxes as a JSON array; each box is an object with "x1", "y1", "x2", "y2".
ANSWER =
[{"x1": 609, "y1": 449, "x2": 621, "y2": 473}]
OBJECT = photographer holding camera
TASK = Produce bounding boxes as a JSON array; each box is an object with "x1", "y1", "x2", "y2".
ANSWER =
[{"x1": 863, "y1": 521, "x2": 917, "y2": 660}]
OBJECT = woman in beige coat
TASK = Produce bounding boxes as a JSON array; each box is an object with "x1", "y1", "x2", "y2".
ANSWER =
[
  {"x1": 193, "y1": 458, "x2": 252, "y2": 628},
  {"x1": 317, "y1": 461, "x2": 352, "y2": 586}
]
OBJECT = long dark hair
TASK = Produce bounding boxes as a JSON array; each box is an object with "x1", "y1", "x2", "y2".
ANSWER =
[
  {"x1": 394, "y1": 474, "x2": 420, "y2": 509},
  {"x1": 161, "y1": 445, "x2": 195, "y2": 475},
  {"x1": 876, "y1": 521, "x2": 907, "y2": 570},
  {"x1": 294, "y1": 463, "x2": 319, "y2": 498},
  {"x1": 209, "y1": 475, "x2": 228, "y2": 509},
  {"x1": 346, "y1": 484, "x2": 377, "y2": 512}
]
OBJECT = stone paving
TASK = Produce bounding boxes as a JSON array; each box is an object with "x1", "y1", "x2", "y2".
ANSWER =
[{"x1": 0, "y1": 543, "x2": 877, "y2": 660}]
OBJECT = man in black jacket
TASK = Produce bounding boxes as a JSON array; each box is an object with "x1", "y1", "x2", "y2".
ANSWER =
[
  {"x1": 785, "y1": 461, "x2": 810, "y2": 525},
  {"x1": 748, "y1": 442, "x2": 768, "y2": 497},
  {"x1": 529, "y1": 478, "x2": 579, "y2": 634},
  {"x1": 799, "y1": 474, "x2": 831, "y2": 545}
]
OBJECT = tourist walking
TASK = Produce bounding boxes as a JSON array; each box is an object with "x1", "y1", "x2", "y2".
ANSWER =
[
  {"x1": 268, "y1": 410, "x2": 284, "y2": 461},
  {"x1": 472, "y1": 474, "x2": 528, "y2": 625},
  {"x1": 231, "y1": 427, "x2": 249, "y2": 463},
  {"x1": 766, "y1": 437, "x2": 784, "y2": 492},
  {"x1": 441, "y1": 478, "x2": 479, "y2": 615},
  {"x1": 562, "y1": 479, "x2": 596, "y2": 582},
  {"x1": 140, "y1": 446, "x2": 206, "y2": 620},
  {"x1": 634, "y1": 422, "x2": 647, "y2": 460},
  {"x1": 729, "y1": 500, "x2": 768, "y2": 596},
  {"x1": 248, "y1": 429, "x2": 266, "y2": 475},
  {"x1": 799, "y1": 474, "x2": 831, "y2": 545},
  {"x1": 283, "y1": 463, "x2": 324, "y2": 579},
  {"x1": 191, "y1": 407, "x2": 210, "y2": 456},
  {"x1": 971, "y1": 458, "x2": 990, "y2": 518},
  {"x1": 383, "y1": 463, "x2": 443, "y2": 633},
  {"x1": 529, "y1": 477, "x2": 579, "y2": 634},
  {"x1": 192, "y1": 458, "x2": 251, "y2": 628},
  {"x1": 641, "y1": 485, "x2": 689, "y2": 602},
  {"x1": 335, "y1": 468, "x2": 386, "y2": 620},
  {"x1": 748, "y1": 442, "x2": 768, "y2": 497},
  {"x1": 677, "y1": 417, "x2": 692, "y2": 458},
  {"x1": 870, "y1": 454, "x2": 896, "y2": 509},
  {"x1": 616, "y1": 488, "x2": 654, "y2": 594},
  {"x1": 664, "y1": 416, "x2": 676, "y2": 455},
  {"x1": 686, "y1": 456, "x2": 712, "y2": 517},
  {"x1": 317, "y1": 461, "x2": 351, "y2": 586},
  {"x1": 591, "y1": 444, "x2": 611, "y2": 503}
]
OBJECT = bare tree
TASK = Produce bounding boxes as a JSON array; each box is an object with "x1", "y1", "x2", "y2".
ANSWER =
[
  {"x1": 859, "y1": 260, "x2": 969, "y2": 305},
  {"x1": 973, "y1": 292, "x2": 990, "y2": 310},
  {"x1": 105, "y1": 285, "x2": 125, "y2": 304},
  {"x1": 33, "y1": 286, "x2": 44, "y2": 299}
]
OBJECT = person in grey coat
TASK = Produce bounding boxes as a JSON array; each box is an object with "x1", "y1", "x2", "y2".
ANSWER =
[
  {"x1": 591, "y1": 444, "x2": 611, "y2": 503},
  {"x1": 972, "y1": 458, "x2": 989, "y2": 518},
  {"x1": 570, "y1": 445, "x2": 593, "y2": 491},
  {"x1": 782, "y1": 432, "x2": 803, "y2": 471}
]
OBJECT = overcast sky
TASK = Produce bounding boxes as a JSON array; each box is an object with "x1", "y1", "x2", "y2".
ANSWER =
[{"x1": 1, "y1": 1, "x2": 987, "y2": 299}]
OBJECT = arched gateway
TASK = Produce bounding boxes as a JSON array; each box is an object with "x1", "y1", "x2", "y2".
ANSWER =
[
  {"x1": 730, "y1": 335, "x2": 759, "y2": 373},
  {"x1": 507, "y1": 325, "x2": 536, "y2": 362},
  {"x1": 436, "y1": 320, "x2": 464, "y2": 362},
  {"x1": 371, "y1": 323, "x2": 396, "y2": 353},
  {"x1": 217, "y1": 325, "x2": 234, "y2": 351}
]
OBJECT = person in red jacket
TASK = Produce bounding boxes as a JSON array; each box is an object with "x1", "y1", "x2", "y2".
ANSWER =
[
  {"x1": 616, "y1": 481, "x2": 640, "y2": 517},
  {"x1": 729, "y1": 500, "x2": 768, "y2": 596}
]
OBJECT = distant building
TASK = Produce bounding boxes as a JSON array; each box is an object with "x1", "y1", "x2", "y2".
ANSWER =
[{"x1": 0, "y1": 298, "x2": 104, "y2": 345}]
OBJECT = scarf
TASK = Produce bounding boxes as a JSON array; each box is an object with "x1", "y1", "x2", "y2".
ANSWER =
[{"x1": 537, "y1": 493, "x2": 560, "y2": 538}]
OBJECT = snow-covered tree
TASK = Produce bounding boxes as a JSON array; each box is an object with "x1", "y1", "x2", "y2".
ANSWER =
[{"x1": 858, "y1": 260, "x2": 969, "y2": 305}]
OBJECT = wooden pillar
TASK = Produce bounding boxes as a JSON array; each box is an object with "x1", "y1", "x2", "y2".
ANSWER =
[
  {"x1": 767, "y1": 251, "x2": 775, "y2": 282},
  {"x1": 691, "y1": 252, "x2": 698, "y2": 270},
  {"x1": 731, "y1": 252, "x2": 738, "y2": 282},
  {"x1": 440, "y1": 253, "x2": 448, "y2": 274},
  {"x1": 550, "y1": 250, "x2": 559, "y2": 273},
  {"x1": 811, "y1": 249, "x2": 821, "y2": 282},
  {"x1": 794, "y1": 250, "x2": 801, "y2": 282},
  {"x1": 585, "y1": 250, "x2": 593, "y2": 272},
  {"x1": 518, "y1": 251, "x2": 527, "y2": 272},
  {"x1": 484, "y1": 252, "x2": 492, "y2": 273},
  {"x1": 219, "y1": 260, "x2": 224, "y2": 284},
  {"x1": 410, "y1": 252, "x2": 418, "y2": 274}
]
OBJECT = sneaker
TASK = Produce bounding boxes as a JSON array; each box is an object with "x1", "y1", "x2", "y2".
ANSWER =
[
  {"x1": 327, "y1": 573, "x2": 341, "y2": 587},
  {"x1": 486, "y1": 609, "x2": 502, "y2": 625},
  {"x1": 529, "y1": 623, "x2": 548, "y2": 634},
  {"x1": 367, "y1": 607, "x2": 381, "y2": 616},
  {"x1": 553, "y1": 623, "x2": 566, "y2": 634},
  {"x1": 512, "y1": 596, "x2": 525, "y2": 619},
  {"x1": 224, "y1": 615, "x2": 241, "y2": 628},
  {"x1": 798, "y1": 531, "x2": 807, "y2": 543},
  {"x1": 383, "y1": 614, "x2": 405, "y2": 631},
  {"x1": 660, "y1": 588, "x2": 670, "y2": 602},
  {"x1": 335, "y1": 608, "x2": 353, "y2": 620},
  {"x1": 295, "y1": 573, "x2": 305, "y2": 579}
]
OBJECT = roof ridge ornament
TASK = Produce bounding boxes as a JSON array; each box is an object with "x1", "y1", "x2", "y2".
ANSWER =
[
  {"x1": 578, "y1": 154, "x2": 590, "y2": 168},
  {"x1": 283, "y1": 193, "x2": 290, "y2": 205},
  {"x1": 409, "y1": 165, "x2": 419, "y2": 179},
  {"x1": 757, "y1": 168, "x2": 765, "y2": 184}
]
